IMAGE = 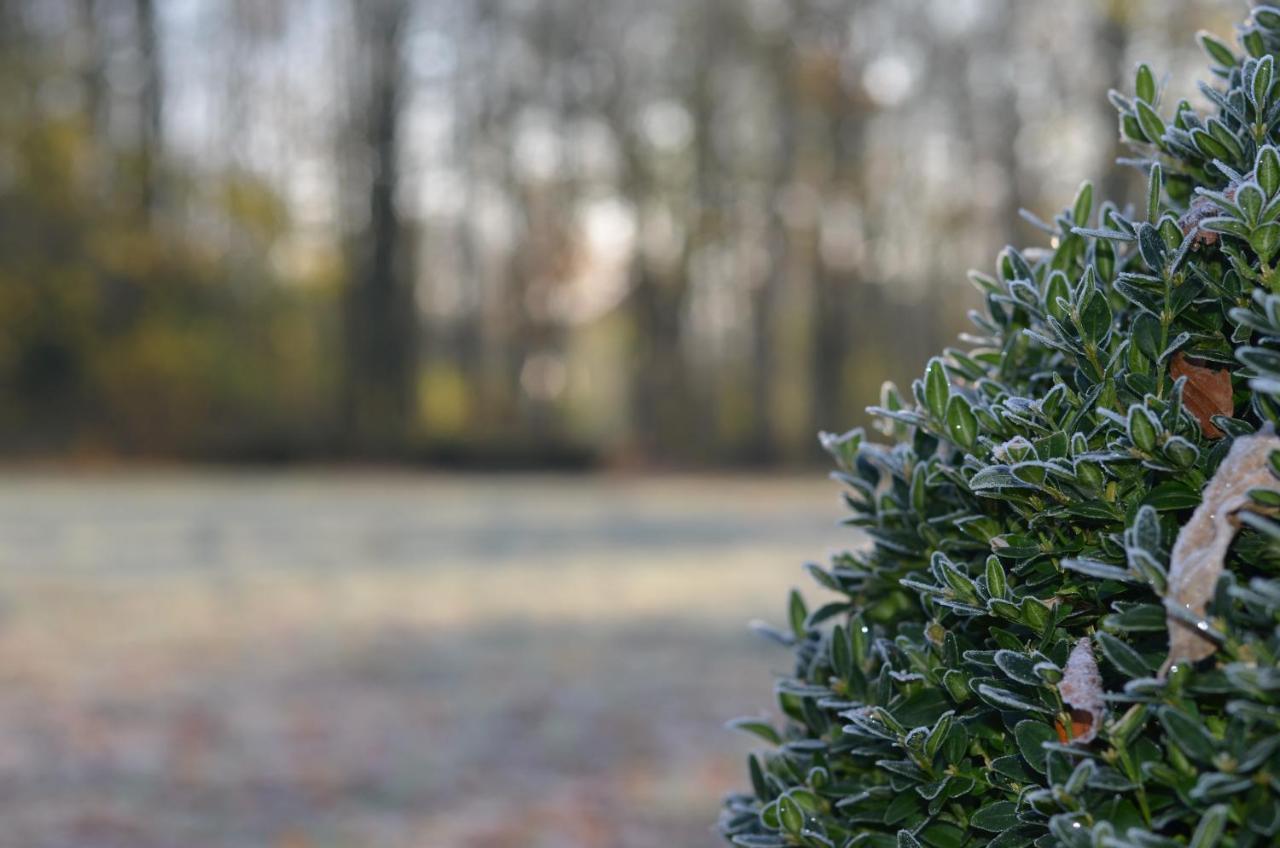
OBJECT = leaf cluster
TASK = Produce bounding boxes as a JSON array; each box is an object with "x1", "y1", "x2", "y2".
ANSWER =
[{"x1": 720, "y1": 9, "x2": 1280, "y2": 848}]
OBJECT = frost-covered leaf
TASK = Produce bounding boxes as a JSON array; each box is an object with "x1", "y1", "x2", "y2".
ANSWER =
[
  {"x1": 1164, "y1": 430, "x2": 1280, "y2": 671},
  {"x1": 1057, "y1": 637, "x2": 1105, "y2": 744}
]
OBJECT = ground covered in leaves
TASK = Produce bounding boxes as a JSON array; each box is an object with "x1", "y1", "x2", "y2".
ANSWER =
[{"x1": 0, "y1": 472, "x2": 845, "y2": 848}]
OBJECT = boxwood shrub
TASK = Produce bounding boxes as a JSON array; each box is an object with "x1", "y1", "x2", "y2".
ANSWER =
[{"x1": 719, "y1": 8, "x2": 1280, "y2": 848}]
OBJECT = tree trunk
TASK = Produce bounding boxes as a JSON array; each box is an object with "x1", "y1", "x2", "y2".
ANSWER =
[
  {"x1": 1096, "y1": 0, "x2": 1134, "y2": 211},
  {"x1": 747, "y1": 33, "x2": 798, "y2": 464},
  {"x1": 995, "y1": 0, "x2": 1027, "y2": 247},
  {"x1": 133, "y1": 0, "x2": 162, "y2": 219},
  {"x1": 810, "y1": 45, "x2": 869, "y2": 449},
  {"x1": 342, "y1": 0, "x2": 417, "y2": 457}
]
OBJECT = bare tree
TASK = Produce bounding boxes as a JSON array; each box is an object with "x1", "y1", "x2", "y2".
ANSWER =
[
  {"x1": 808, "y1": 19, "x2": 871, "y2": 446},
  {"x1": 133, "y1": 0, "x2": 163, "y2": 218},
  {"x1": 1095, "y1": 0, "x2": 1134, "y2": 208},
  {"x1": 341, "y1": 0, "x2": 417, "y2": 455},
  {"x1": 746, "y1": 18, "x2": 798, "y2": 463}
]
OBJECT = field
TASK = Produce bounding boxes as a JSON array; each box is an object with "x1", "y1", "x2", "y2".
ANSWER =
[{"x1": 0, "y1": 473, "x2": 852, "y2": 847}]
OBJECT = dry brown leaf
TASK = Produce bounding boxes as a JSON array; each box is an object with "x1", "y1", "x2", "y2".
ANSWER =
[
  {"x1": 1056, "y1": 637, "x2": 1104, "y2": 744},
  {"x1": 1162, "y1": 430, "x2": 1280, "y2": 674},
  {"x1": 1177, "y1": 172, "x2": 1247, "y2": 249},
  {"x1": 1169, "y1": 352, "x2": 1233, "y2": 438}
]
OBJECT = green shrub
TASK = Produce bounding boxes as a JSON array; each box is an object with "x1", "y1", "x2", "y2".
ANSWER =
[{"x1": 719, "y1": 9, "x2": 1280, "y2": 848}]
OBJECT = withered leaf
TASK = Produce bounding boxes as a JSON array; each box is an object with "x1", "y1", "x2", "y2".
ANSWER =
[
  {"x1": 1057, "y1": 637, "x2": 1104, "y2": 744},
  {"x1": 1169, "y1": 352, "x2": 1233, "y2": 438},
  {"x1": 1162, "y1": 430, "x2": 1280, "y2": 674}
]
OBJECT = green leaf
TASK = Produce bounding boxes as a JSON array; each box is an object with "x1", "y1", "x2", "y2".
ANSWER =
[
  {"x1": 1049, "y1": 814, "x2": 1091, "y2": 848},
  {"x1": 788, "y1": 589, "x2": 807, "y2": 639},
  {"x1": 1239, "y1": 183, "x2": 1265, "y2": 223},
  {"x1": 789, "y1": 787, "x2": 821, "y2": 811},
  {"x1": 830, "y1": 624, "x2": 852, "y2": 678},
  {"x1": 1189, "y1": 804, "x2": 1229, "y2": 848},
  {"x1": 1208, "y1": 117, "x2": 1245, "y2": 161},
  {"x1": 1133, "y1": 507, "x2": 1162, "y2": 556},
  {"x1": 924, "y1": 357, "x2": 949, "y2": 420},
  {"x1": 1103, "y1": 603, "x2": 1166, "y2": 632},
  {"x1": 1191, "y1": 771, "x2": 1253, "y2": 801},
  {"x1": 748, "y1": 753, "x2": 770, "y2": 799},
  {"x1": 976, "y1": 683, "x2": 1051, "y2": 715},
  {"x1": 1045, "y1": 271, "x2": 1071, "y2": 321},
  {"x1": 849, "y1": 613, "x2": 870, "y2": 664},
  {"x1": 1163, "y1": 436, "x2": 1199, "y2": 468},
  {"x1": 1158, "y1": 706, "x2": 1217, "y2": 763},
  {"x1": 1258, "y1": 7, "x2": 1280, "y2": 31},
  {"x1": 1109, "y1": 704, "x2": 1150, "y2": 748},
  {"x1": 1127, "y1": 405, "x2": 1159, "y2": 452},
  {"x1": 1014, "y1": 720, "x2": 1056, "y2": 774},
  {"x1": 925, "y1": 711, "x2": 954, "y2": 760},
  {"x1": 1079, "y1": 292, "x2": 1113, "y2": 344},
  {"x1": 991, "y1": 754, "x2": 1034, "y2": 782},
  {"x1": 994, "y1": 651, "x2": 1042, "y2": 687},
  {"x1": 1254, "y1": 55, "x2": 1274, "y2": 114},
  {"x1": 987, "y1": 827, "x2": 1040, "y2": 848},
  {"x1": 1246, "y1": 795, "x2": 1280, "y2": 836},
  {"x1": 970, "y1": 465, "x2": 1027, "y2": 492},
  {"x1": 986, "y1": 556, "x2": 1007, "y2": 600},
  {"x1": 1250, "y1": 487, "x2": 1280, "y2": 508},
  {"x1": 936, "y1": 553, "x2": 979, "y2": 604},
  {"x1": 1199, "y1": 30, "x2": 1236, "y2": 68},
  {"x1": 1252, "y1": 221, "x2": 1280, "y2": 263},
  {"x1": 727, "y1": 717, "x2": 782, "y2": 745},
  {"x1": 1034, "y1": 661, "x2": 1062, "y2": 684},
  {"x1": 1144, "y1": 480, "x2": 1202, "y2": 510},
  {"x1": 1244, "y1": 27, "x2": 1265, "y2": 59},
  {"x1": 1062, "y1": 558, "x2": 1135, "y2": 583},
  {"x1": 1259, "y1": 146, "x2": 1280, "y2": 198},
  {"x1": 1148, "y1": 163, "x2": 1162, "y2": 222},
  {"x1": 777, "y1": 793, "x2": 804, "y2": 834},
  {"x1": 1137, "y1": 223, "x2": 1166, "y2": 271},
  {"x1": 1095, "y1": 632, "x2": 1155, "y2": 679},
  {"x1": 920, "y1": 822, "x2": 966, "y2": 848},
  {"x1": 1200, "y1": 216, "x2": 1250, "y2": 239},
  {"x1": 1019, "y1": 596, "x2": 1052, "y2": 631},
  {"x1": 1073, "y1": 181, "x2": 1093, "y2": 226},
  {"x1": 945, "y1": 394, "x2": 978, "y2": 450},
  {"x1": 987, "y1": 598, "x2": 1020, "y2": 620},
  {"x1": 1136, "y1": 63, "x2": 1157, "y2": 103},
  {"x1": 1135, "y1": 99, "x2": 1165, "y2": 146},
  {"x1": 941, "y1": 668, "x2": 969, "y2": 703},
  {"x1": 884, "y1": 789, "x2": 919, "y2": 825},
  {"x1": 819, "y1": 427, "x2": 862, "y2": 471},
  {"x1": 970, "y1": 801, "x2": 1019, "y2": 833}
]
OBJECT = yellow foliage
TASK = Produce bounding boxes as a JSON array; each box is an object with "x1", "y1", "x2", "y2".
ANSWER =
[{"x1": 418, "y1": 364, "x2": 471, "y2": 439}]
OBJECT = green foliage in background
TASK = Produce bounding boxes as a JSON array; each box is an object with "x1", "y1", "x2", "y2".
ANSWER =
[
  {"x1": 721, "y1": 8, "x2": 1280, "y2": 848},
  {"x1": 0, "y1": 82, "x2": 333, "y2": 457}
]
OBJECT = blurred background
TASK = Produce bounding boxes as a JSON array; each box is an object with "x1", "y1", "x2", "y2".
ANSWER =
[{"x1": 0, "y1": 0, "x2": 1240, "y2": 846}]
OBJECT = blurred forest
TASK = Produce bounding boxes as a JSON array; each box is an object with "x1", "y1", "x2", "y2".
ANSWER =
[{"x1": 0, "y1": 0, "x2": 1237, "y2": 467}]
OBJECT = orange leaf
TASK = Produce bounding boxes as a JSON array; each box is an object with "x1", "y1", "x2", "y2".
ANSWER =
[
  {"x1": 1054, "y1": 710, "x2": 1095, "y2": 744},
  {"x1": 1169, "y1": 352, "x2": 1232, "y2": 438}
]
